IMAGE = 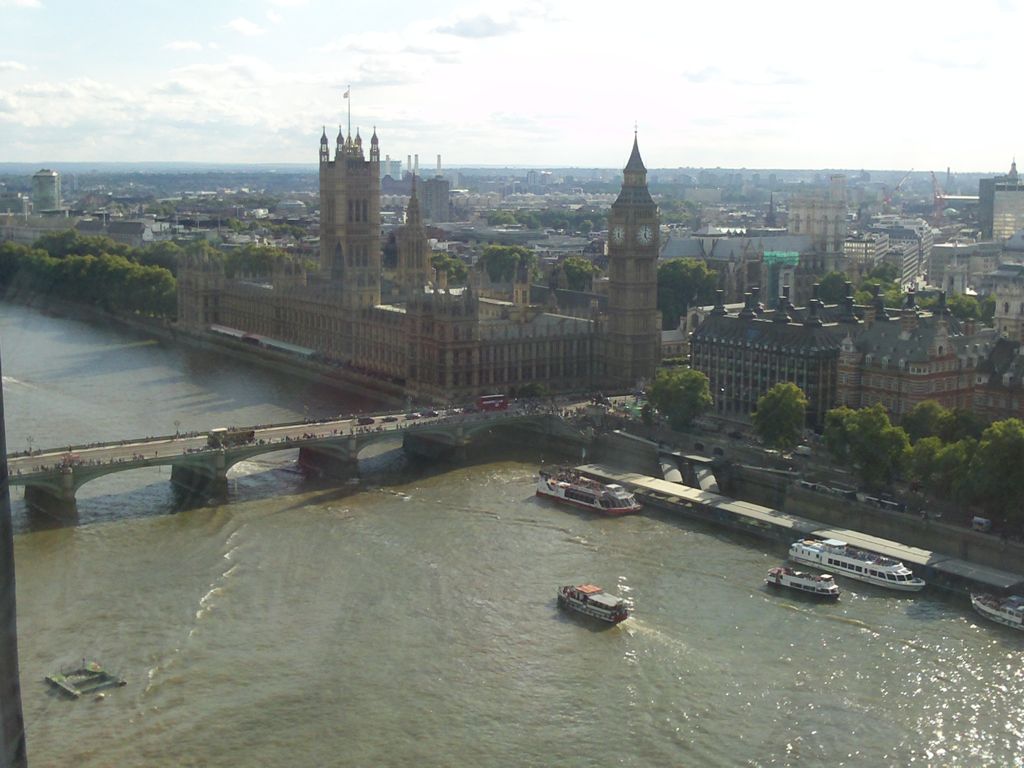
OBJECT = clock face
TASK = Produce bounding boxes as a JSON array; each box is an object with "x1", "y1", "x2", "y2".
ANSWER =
[
  {"x1": 612, "y1": 226, "x2": 625, "y2": 244},
  {"x1": 637, "y1": 224, "x2": 653, "y2": 245}
]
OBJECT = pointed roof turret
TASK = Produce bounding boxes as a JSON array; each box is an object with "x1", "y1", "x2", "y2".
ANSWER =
[
  {"x1": 624, "y1": 132, "x2": 646, "y2": 174},
  {"x1": 354, "y1": 128, "x2": 362, "y2": 148},
  {"x1": 370, "y1": 126, "x2": 378, "y2": 145},
  {"x1": 1010, "y1": 158, "x2": 1019, "y2": 181},
  {"x1": 320, "y1": 126, "x2": 328, "y2": 145}
]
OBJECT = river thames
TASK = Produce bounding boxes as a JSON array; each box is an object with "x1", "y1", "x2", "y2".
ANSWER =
[{"x1": 3, "y1": 302, "x2": 1022, "y2": 767}]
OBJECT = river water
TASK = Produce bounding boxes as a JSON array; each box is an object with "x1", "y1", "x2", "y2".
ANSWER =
[{"x1": 3, "y1": 302, "x2": 1023, "y2": 767}]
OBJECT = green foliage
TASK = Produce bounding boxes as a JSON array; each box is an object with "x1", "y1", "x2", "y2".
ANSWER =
[
  {"x1": 901, "y1": 400, "x2": 948, "y2": 443},
  {"x1": 430, "y1": 252, "x2": 468, "y2": 285},
  {"x1": 867, "y1": 263, "x2": 899, "y2": 284},
  {"x1": 222, "y1": 244, "x2": 294, "y2": 278},
  {"x1": 816, "y1": 272, "x2": 849, "y2": 304},
  {"x1": 946, "y1": 294, "x2": 980, "y2": 321},
  {"x1": 657, "y1": 258, "x2": 717, "y2": 330},
  {"x1": 648, "y1": 368, "x2": 712, "y2": 431},
  {"x1": 0, "y1": 241, "x2": 175, "y2": 317},
  {"x1": 967, "y1": 418, "x2": 1024, "y2": 524},
  {"x1": 485, "y1": 207, "x2": 606, "y2": 236},
  {"x1": 980, "y1": 295, "x2": 996, "y2": 325},
  {"x1": 517, "y1": 382, "x2": 549, "y2": 398},
  {"x1": 560, "y1": 256, "x2": 599, "y2": 291},
  {"x1": 823, "y1": 403, "x2": 910, "y2": 488},
  {"x1": 478, "y1": 245, "x2": 535, "y2": 283},
  {"x1": 32, "y1": 230, "x2": 131, "y2": 260},
  {"x1": 753, "y1": 383, "x2": 808, "y2": 451}
]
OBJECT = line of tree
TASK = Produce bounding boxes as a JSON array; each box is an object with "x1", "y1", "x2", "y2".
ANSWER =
[
  {"x1": 0, "y1": 239, "x2": 176, "y2": 318},
  {"x1": 485, "y1": 207, "x2": 607, "y2": 236}
]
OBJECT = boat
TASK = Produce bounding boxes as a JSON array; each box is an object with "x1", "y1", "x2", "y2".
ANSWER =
[
  {"x1": 788, "y1": 538, "x2": 926, "y2": 592},
  {"x1": 970, "y1": 593, "x2": 1024, "y2": 631},
  {"x1": 45, "y1": 661, "x2": 126, "y2": 699},
  {"x1": 557, "y1": 584, "x2": 629, "y2": 623},
  {"x1": 765, "y1": 566, "x2": 840, "y2": 599},
  {"x1": 536, "y1": 468, "x2": 641, "y2": 515}
]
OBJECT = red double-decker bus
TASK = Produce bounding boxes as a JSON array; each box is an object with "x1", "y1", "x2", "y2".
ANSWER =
[{"x1": 476, "y1": 394, "x2": 509, "y2": 411}]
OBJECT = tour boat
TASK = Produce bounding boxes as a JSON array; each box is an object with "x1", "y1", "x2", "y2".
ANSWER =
[
  {"x1": 557, "y1": 584, "x2": 629, "y2": 624},
  {"x1": 764, "y1": 566, "x2": 840, "y2": 599},
  {"x1": 536, "y1": 468, "x2": 641, "y2": 515},
  {"x1": 970, "y1": 593, "x2": 1024, "y2": 631},
  {"x1": 788, "y1": 538, "x2": 926, "y2": 592}
]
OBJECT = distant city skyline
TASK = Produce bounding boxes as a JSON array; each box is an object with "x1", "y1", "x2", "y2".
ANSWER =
[{"x1": 0, "y1": 0, "x2": 1020, "y2": 172}]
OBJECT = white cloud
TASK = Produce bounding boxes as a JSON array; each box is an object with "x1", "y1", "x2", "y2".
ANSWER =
[
  {"x1": 225, "y1": 17, "x2": 264, "y2": 37},
  {"x1": 164, "y1": 40, "x2": 203, "y2": 51},
  {"x1": 0, "y1": 61, "x2": 27, "y2": 72},
  {"x1": 266, "y1": 10, "x2": 282, "y2": 24},
  {"x1": 268, "y1": 0, "x2": 307, "y2": 6},
  {"x1": 436, "y1": 14, "x2": 517, "y2": 38},
  {"x1": 0, "y1": 0, "x2": 42, "y2": 7}
]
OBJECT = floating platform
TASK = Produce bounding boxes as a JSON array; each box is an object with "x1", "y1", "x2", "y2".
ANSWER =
[{"x1": 45, "y1": 661, "x2": 126, "y2": 699}]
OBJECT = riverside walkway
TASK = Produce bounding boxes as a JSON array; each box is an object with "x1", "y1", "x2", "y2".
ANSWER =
[{"x1": 578, "y1": 463, "x2": 1022, "y2": 595}]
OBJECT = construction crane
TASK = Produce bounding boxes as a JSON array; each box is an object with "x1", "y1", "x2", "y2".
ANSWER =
[
  {"x1": 883, "y1": 169, "x2": 913, "y2": 211},
  {"x1": 930, "y1": 171, "x2": 945, "y2": 224}
]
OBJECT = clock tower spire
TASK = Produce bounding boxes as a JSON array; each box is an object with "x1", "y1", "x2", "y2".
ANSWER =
[{"x1": 604, "y1": 133, "x2": 661, "y2": 389}]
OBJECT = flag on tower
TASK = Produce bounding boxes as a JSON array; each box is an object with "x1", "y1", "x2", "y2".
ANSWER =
[{"x1": 343, "y1": 88, "x2": 350, "y2": 99}]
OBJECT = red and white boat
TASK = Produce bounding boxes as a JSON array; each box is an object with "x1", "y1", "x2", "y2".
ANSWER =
[
  {"x1": 557, "y1": 584, "x2": 629, "y2": 623},
  {"x1": 765, "y1": 566, "x2": 840, "y2": 599},
  {"x1": 536, "y1": 468, "x2": 641, "y2": 515}
]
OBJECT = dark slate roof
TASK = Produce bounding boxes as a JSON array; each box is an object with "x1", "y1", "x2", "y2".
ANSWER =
[
  {"x1": 852, "y1": 313, "x2": 995, "y2": 363},
  {"x1": 978, "y1": 337, "x2": 1024, "y2": 388},
  {"x1": 624, "y1": 136, "x2": 646, "y2": 173},
  {"x1": 690, "y1": 314, "x2": 844, "y2": 354},
  {"x1": 529, "y1": 284, "x2": 607, "y2": 313},
  {"x1": 659, "y1": 233, "x2": 813, "y2": 261},
  {"x1": 74, "y1": 219, "x2": 106, "y2": 233}
]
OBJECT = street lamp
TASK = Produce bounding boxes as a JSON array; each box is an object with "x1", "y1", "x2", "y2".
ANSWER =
[
  {"x1": 25, "y1": 436, "x2": 32, "y2": 456},
  {"x1": 173, "y1": 420, "x2": 180, "y2": 438}
]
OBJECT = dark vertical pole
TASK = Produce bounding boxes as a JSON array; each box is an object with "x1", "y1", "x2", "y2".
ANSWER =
[{"x1": 0, "y1": 344, "x2": 27, "y2": 767}]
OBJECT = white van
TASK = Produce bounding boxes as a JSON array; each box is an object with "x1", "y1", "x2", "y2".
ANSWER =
[{"x1": 972, "y1": 516, "x2": 992, "y2": 532}]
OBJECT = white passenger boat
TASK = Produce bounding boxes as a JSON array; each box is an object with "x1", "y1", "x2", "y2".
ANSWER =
[
  {"x1": 788, "y1": 538, "x2": 925, "y2": 592},
  {"x1": 765, "y1": 566, "x2": 840, "y2": 599},
  {"x1": 557, "y1": 584, "x2": 629, "y2": 623},
  {"x1": 537, "y1": 468, "x2": 641, "y2": 515},
  {"x1": 970, "y1": 593, "x2": 1024, "y2": 631}
]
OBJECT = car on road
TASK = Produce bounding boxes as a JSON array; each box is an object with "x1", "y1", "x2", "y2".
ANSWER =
[
  {"x1": 422, "y1": 409, "x2": 439, "y2": 417},
  {"x1": 404, "y1": 412, "x2": 421, "y2": 420},
  {"x1": 381, "y1": 416, "x2": 399, "y2": 423},
  {"x1": 356, "y1": 416, "x2": 375, "y2": 426}
]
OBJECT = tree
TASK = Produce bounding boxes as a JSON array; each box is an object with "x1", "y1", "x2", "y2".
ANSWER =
[
  {"x1": 947, "y1": 294, "x2": 980, "y2": 321},
  {"x1": 816, "y1": 272, "x2": 849, "y2": 304},
  {"x1": 478, "y1": 245, "x2": 534, "y2": 283},
  {"x1": 753, "y1": 383, "x2": 808, "y2": 451},
  {"x1": 901, "y1": 400, "x2": 948, "y2": 443},
  {"x1": 648, "y1": 368, "x2": 712, "y2": 430},
  {"x1": 657, "y1": 258, "x2": 717, "y2": 330},
  {"x1": 561, "y1": 256, "x2": 599, "y2": 291},
  {"x1": 431, "y1": 252, "x2": 467, "y2": 285},
  {"x1": 967, "y1": 418, "x2": 1024, "y2": 525},
  {"x1": 823, "y1": 403, "x2": 910, "y2": 489}
]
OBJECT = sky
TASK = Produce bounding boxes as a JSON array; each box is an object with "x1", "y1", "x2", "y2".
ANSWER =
[{"x1": 0, "y1": 0, "x2": 1021, "y2": 172}]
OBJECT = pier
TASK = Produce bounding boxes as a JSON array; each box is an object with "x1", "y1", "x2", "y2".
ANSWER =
[{"x1": 577, "y1": 463, "x2": 1023, "y2": 595}]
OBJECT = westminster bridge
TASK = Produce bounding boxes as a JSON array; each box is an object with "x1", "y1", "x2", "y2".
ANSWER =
[{"x1": 7, "y1": 407, "x2": 595, "y2": 517}]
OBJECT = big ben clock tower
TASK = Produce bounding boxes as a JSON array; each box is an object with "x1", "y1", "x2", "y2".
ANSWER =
[{"x1": 605, "y1": 134, "x2": 661, "y2": 389}]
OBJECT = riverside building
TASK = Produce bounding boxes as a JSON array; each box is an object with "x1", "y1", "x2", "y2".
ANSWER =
[{"x1": 177, "y1": 119, "x2": 661, "y2": 400}]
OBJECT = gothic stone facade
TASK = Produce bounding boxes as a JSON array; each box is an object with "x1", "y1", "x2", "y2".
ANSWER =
[{"x1": 177, "y1": 126, "x2": 660, "y2": 401}]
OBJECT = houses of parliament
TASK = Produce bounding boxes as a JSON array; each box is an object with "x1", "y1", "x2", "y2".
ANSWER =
[{"x1": 177, "y1": 118, "x2": 661, "y2": 401}]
